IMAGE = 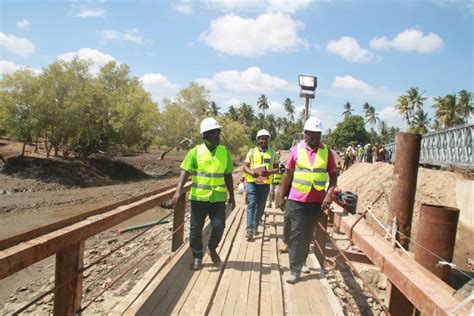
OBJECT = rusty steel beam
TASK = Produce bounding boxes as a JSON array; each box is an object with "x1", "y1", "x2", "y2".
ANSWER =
[
  {"x1": 0, "y1": 184, "x2": 191, "y2": 279},
  {"x1": 0, "y1": 183, "x2": 177, "y2": 250},
  {"x1": 332, "y1": 203, "x2": 466, "y2": 315},
  {"x1": 388, "y1": 132, "x2": 422, "y2": 250},
  {"x1": 415, "y1": 204, "x2": 460, "y2": 284}
]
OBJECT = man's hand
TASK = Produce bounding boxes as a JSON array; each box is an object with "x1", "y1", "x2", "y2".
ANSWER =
[
  {"x1": 227, "y1": 195, "x2": 236, "y2": 210},
  {"x1": 322, "y1": 194, "x2": 332, "y2": 210},
  {"x1": 276, "y1": 195, "x2": 286, "y2": 212},
  {"x1": 171, "y1": 191, "x2": 181, "y2": 208}
]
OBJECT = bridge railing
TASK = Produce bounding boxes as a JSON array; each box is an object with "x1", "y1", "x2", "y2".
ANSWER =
[
  {"x1": 384, "y1": 123, "x2": 473, "y2": 168},
  {"x1": 0, "y1": 183, "x2": 191, "y2": 315}
]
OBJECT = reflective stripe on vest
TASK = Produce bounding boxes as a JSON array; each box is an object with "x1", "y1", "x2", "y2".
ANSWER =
[
  {"x1": 273, "y1": 172, "x2": 282, "y2": 184},
  {"x1": 292, "y1": 143, "x2": 328, "y2": 192},
  {"x1": 190, "y1": 144, "x2": 227, "y2": 201},
  {"x1": 246, "y1": 147, "x2": 275, "y2": 184}
]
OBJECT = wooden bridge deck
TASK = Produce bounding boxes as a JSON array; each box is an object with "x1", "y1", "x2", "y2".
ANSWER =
[{"x1": 113, "y1": 195, "x2": 342, "y2": 315}]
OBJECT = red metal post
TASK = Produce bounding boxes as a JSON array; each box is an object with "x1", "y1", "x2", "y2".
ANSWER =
[
  {"x1": 53, "y1": 241, "x2": 85, "y2": 315},
  {"x1": 414, "y1": 204, "x2": 460, "y2": 284},
  {"x1": 388, "y1": 132, "x2": 422, "y2": 250},
  {"x1": 172, "y1": 193, "x2": 185, "y2": 251},
  {"x1": 387, "y1": 132, "x2": 421, "y2": 315}
]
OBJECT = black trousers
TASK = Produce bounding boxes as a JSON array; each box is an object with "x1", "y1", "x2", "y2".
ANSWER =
[
  {"x1": 189, "y1": 200, "x2": 226, "y2": 259},
  {"x1": 286, "y1": 199, "x2": 321, "y2": 273}
]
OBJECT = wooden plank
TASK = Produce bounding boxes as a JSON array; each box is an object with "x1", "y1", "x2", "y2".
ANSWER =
[
  {"x1": 191, "y1": 208, "x2": 245, "y2": 315},
  {"x1": 111, "y1": 254, "x2": 170, "y2": 314},
  {"x1": 0, "y1": 183, "x2": 179, "y2": 250},
  {"x1": 245, "y1": 216, "x2": 263, "y2": 315},
  {"x1": 268, "y1": 216, "x2": 284, "y2": 316},
  {"x1": 123, "y1": 241, "x2": 191, "y2": 314},
  {"x1": 221, "y1": 220, "x2": 249, "y2": 315},
  {"x1": 234, "y1": 225, "x2": 255, "y2": 315},
  {"x1": 207, "y1": 212, "x2": 247, "y2": 315},
  {"x1": 259, "y1": 214, "x2": 274, "y2": 316},
  {"x1": 0, "y1": 185, "x2": 191, "y2": 279},
  {"x1": 171, "y1": 207, "x2": 242, "y2": 315}
]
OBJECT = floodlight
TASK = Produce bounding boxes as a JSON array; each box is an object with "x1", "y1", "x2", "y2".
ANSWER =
[{"x1": 298, "y1": 75, "x2": 317, "y2": 91}]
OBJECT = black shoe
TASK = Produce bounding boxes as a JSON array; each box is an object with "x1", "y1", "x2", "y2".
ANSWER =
[
  {"x1": 209, "y1": 248, "x2": 221, "y2": 264},
  {"x1": 245, "y1": 232, "x2": 253, "y2": 241},
  {"x1": 190, "y1": 258, "x2": 202, "y2": 270},
  {"x1": 253, "y1": 227, "x2": 259, "y2": 236}
]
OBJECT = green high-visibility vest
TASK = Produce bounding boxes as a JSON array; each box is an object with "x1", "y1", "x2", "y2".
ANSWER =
[
  {"x1": 190, "y1": 144, "x2": 227, "y2": 202},
  {"x1": 292, "y1": 143, "x2": 328, "y2": 192},
  {"x1": 273, "y1": 172, "x2": 282, "y2": 184},
  {"x1": 246, "y1": 147, "x2": 275, "y2": 184}
]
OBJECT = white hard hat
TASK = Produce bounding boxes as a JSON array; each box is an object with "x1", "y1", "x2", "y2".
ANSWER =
[
  {"x1": 200, "y1": 117, "x2": 222, "y2": 134},
  {"x1": 303, "y1": 116, "x2": 323, "y2": 132},
  {"x1": 256, "y1": 129, "x2": 270, "y2": 139}
]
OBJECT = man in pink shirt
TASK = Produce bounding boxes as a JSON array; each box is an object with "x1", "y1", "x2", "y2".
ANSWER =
[{"x1": 276, "y1": 117, "x2": 338, "y2": 284}]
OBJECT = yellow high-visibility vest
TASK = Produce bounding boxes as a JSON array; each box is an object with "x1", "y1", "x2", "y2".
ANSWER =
[
  {"x1": 292, "y1": 143, "x2": 328, "y2": 192},
  {"x1": 272, "y1": 172, "x2": 282, "y2": 184},
  {"x1": 246, "y1": 147, "x2": 275, "y2": 185},
  {"x1": 190, "y1": 144, "x2": 227, "y2": 201}
]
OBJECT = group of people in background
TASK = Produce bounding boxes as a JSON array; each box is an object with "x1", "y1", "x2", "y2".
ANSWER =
[
  {"x1": 173, "y1": 116, "x2": 338, "y2": 285},
  {"x1": 342, "y1": 142, "x2": 392, "y2": 170}
]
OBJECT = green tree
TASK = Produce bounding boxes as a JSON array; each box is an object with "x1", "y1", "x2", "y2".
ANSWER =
[
  {"x1": 365, "y1": 105, "x2": 379, "y2": 127},
  {"x1": 283, "y1": 98, "x2": 295, "y2": 121},
  {"x1": 221, "y1": 119, "x2": 250, "y2": 160},
  {"x1": 378, "y1": 120, "x2": 389, "y2": 144},
  {"x1": 342, "y1": 101, "x2": 353, "y2": 118},
  {"x1": 257, "y1": 94, "x2": 269, "y2": 115},
  {"x1": 238, "y1": 103, "x2": 255, "y2": 126},
  {"x1": 458, "y1": 90, "x2": 473, "y2": 123},
  {"x1": 209, "y1": 101, "x2": 221, "y2": 116},
  {"x1": 225, "y1": 105, "x2": 239, "y2": 121},
  {"x1": 396, "y1": 95, "x2": 411, "y2": 129},
  {"x1": 329, "y1": 115, "x2": 369, "y2": 149},
  {"x1": 0, "y1": 69, "x2": 40, "y2": 156},
  {"x1": 411, "y1": 109, "x2": 431, "y2": 134},
  {"x1": 433, "y1": 94, "x2": 464, "y2": 128}
]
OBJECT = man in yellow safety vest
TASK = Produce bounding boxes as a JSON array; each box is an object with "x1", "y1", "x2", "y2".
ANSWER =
[
  {"x1": 172, "y1": 117, "x2": 236, "y2": 270},
  {"x1": 276, "y1": 117, "x2": 338, "y2": 284},
  {"x1": 243, "y1": 129, "x2": 279, "y2": 241}
]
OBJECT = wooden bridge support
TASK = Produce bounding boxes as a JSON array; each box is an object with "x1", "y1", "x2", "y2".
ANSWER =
[
  {"x1": 172, "y1": 193, "x2": 186, "y2": 252},
  {"x1": 53, "y1": 241, "x2": 84, "y2": 315}
]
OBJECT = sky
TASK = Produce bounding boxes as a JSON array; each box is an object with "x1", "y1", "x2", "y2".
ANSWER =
[{"x1": 1, "y1": 0, "x2": 473, "y2": 131}]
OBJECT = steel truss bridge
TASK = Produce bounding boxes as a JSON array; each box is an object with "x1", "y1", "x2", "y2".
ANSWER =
[{"x1": 385, "y1": 123, "x2": 473, "y2": 169}]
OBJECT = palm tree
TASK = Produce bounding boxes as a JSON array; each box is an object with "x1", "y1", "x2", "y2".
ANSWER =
[
  {"x1": 362, "y1": 102, "x2": 372, "y2": 122},
  {"x1": 407, "y1": 87, "x2": 427, "y2": 112},
  {"x1": 257, "y1": 94, "x2": 269, "y2": 115},
  {"x1": 365, "y1": 105, "x2": 379, "y2": 127},
  {"x1": 266, "y1": 114, "x2": 277, "y2": 138},
  {"x1": 283, "y1": 98, "x2": 295, "y2": 121},
  {"x1": 458, "y1": 90, "x2": 473, "y2": 124},
  {"x1": 209, "y1": 101, "x2": 221, "y2": 116},
  {"x1": 433, "y1": 94, "x2": 464, "y2": 128},
  {"x1": 432, "y1": 119, "x2": 442, "y2": 131},
  {"x1": 342, "y1": 102, "x2": 353, "y2": 118},
  {"x1": 379, "y1": 120, "x2": 389, "y2": 143},
  {"x1": 238, "y1": 102, "x2": 255, "y2": 126},
  {"x1": 225, "y1": 105, "x2": 239, "y2": 121},
  {"x1": 412, "y1": 109, "x2": 431, "y2": 134},
  {"x1": 396, "y1": 95, "x2": 411, "y2": 129},
  {"x1": 388, "y1": 126, "x2": 400, "y2": 143}
]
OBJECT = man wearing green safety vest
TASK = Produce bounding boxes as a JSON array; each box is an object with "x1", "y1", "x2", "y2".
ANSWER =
[
  {"x1": 243, "y1": 129, "x2": 279, "y2": 241},
  {"x1": 276, "y1": 116, "x2": 338, "y2": 284},
  {"x1": 172, "y1": 117, "x2": 235, "y2": 270},
  {"x1": 267, "y1": 151, "x2": 283, "y2": 208}
]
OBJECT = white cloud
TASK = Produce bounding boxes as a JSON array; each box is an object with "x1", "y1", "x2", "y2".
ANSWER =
[
  {"x1": 57, "y1": 48, "x2": 115, "y2": 74},
  {"x1": 203, "y1": 0, "x2": 311, "y2": 14},
  {"x1": 326, "y1": 37, "x2": 379, "y2": 63},
  {"x1": 173, "y1": 1, "x2": 194, "y2": 15},
  {"x1": 140, "y1": 73, "x2": 180, "y2": 103},
  {"x1": 0, "y1": 60, "x2": 19, "y2": 76},
  {"x1": 379, "y1": 106, "x2": 401, "y2": 121},
  {"x1": 76, "y1": 8, "x2": 106, "y2": 18},
  {"x1": 17, "y1": 19, "x2": 30, "y2": 30},
  {"x1": 0, "y1": 32, "x2": 35, "y2": 57},
  {"x1": 370, "y1": 29, "x2": 443, "y2": 54},
  {"x1": 0, "y1": 60, "x2": 41, "y2": 77},
  {"x1": 199, "y1": 67, "x2": 288, "y2": 93},
  {"x1": 98, "y1": 29, "x2": 152, "y2": 45},
  {"x1": 200, "y1": 12, "x2": 308, "y2": 57},
  {"x1": 331, "y1": 75, "x2": 377, "y2": 94},
  {"x1": 433, "y1": 0, "x2": 474, "y2": 15}
]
